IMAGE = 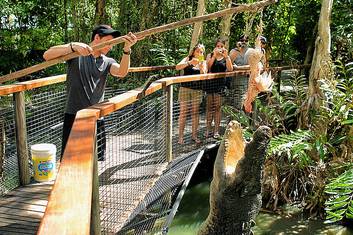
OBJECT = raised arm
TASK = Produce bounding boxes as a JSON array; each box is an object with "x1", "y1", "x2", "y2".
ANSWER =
[
  {"x1": 222, "y1": 49, "x2": 233, "y2": 72},
  {"x1": 110, "y1": 32, "x2": 138, "y2": 78},
  {"x1": 43, "y1": 42, "x2": 93, "y2": 61},
  {"x1": 176, "y1": 57, "x2": 190, "y2": 70},
  {"x1": 229, "y1": 49, "x2": 239, "y2": 63},
  {"x1": 206, "y1": 52, "x2": 215, "y2": 71}
]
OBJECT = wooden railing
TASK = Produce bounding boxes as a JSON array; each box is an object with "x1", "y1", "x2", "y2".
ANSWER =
[
  {"x1": 37, "y1": 70, "x2": 252, "y2": 235},
  {"x1": 0, "y1": 64, "x2": 311, "y2": 234}
]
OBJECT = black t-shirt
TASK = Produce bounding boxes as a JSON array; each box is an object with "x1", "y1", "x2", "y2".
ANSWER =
[{"x1": 66, "y1": 55, "x2": 116, "y2": 114}]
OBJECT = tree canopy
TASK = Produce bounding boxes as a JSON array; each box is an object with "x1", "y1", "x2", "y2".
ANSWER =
[{"x1": 0, "y1": 0, "x2": 351, "y2": 78}]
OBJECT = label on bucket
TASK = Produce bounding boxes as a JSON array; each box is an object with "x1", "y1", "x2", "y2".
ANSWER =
[
  {"x1": 38, "y1": 160, "x2": 54, "y2": 176},
  {"x1": 33, "y1": 157, "x2": 55, "y2": 181}
]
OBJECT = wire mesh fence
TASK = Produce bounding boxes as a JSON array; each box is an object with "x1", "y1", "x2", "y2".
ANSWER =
[
  {"x1": 26, "y1": 88, "x2": 66, "y2": 162},
  {"x1": 119, "y1": 150, "x2": 203, "y2": 235},
  {"x1": 101, "y1": 73, "x2": 250, "y2": 234},
  {"x1": 98, "y1": 90, "x2": 169, "y2": 234},
  {"x1": 0, "y1": 97, "x2": 19, "y2": 195},
  {"x1": 0, "y1": 86, "x2": 126, "y2": 196},
  {"x1": 0, "y1": 70, "x2": 251, "y2": 233},
  {"x1": 172, "y1": 73, "x2": 249, "y2": 157}
]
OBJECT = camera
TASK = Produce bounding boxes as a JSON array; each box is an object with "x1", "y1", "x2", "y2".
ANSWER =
[{"x1": 218, "y1": 48, "x2": 224, "y2": 54}]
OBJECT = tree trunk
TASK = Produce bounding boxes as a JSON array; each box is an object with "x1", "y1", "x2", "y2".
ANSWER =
[
  {"x1": 189, "y1": 0, "x2": 206, "y2": 53},
  {"x1": 64, "y1": 0, "x2": 68, "y2": 42},
  {"x1": 133, "y1": 0, "x2": 157, "y2": 66},
  {"x1": 220, "y1": 0, "x2": 233, "y2": 49},
  {"x1": 0, "y1": 118, "x2": 5, "y2": 177},
  {"x1": 300, "y1": 0, "x2": 333, "y2": 129},
  {"x1": 94, "y1": 0, "x2": 107, "y2": 25}
]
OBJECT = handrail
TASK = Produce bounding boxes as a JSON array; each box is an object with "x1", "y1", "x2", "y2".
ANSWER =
[
  {"x1": 38, "y1": 109, "x2": 100, "y2": 235},
  {"x1": 0, "y1": 74, "x2": 67, "y2": 96},
  {"x1": 128, "y1": 65, "x2": 176, "y2": 72},
  {"x1": 0, "y1": 64, "x2": 310, "y2": 96},
  {"x1": 0, "y1": 65, "x2": 173, "y2": 96},
  {"x1": 34, "y1": 64, "x2": 310, "y2": 234}
]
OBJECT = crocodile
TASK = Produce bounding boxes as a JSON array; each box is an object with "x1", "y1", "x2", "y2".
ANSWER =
[{"x1": 198, "y1": 121, "x2": 271, "y2": 235}]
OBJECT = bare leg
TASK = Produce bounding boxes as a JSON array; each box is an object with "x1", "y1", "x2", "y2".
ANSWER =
[
  {"x1": 214, "y1": 94, "x2": 222, "y2": 137},
  {"x1": 205, "y1": 94, "x2": 214, "y2": 138},
  {"x1": 178, "y1": 101, "x2": 187, "y2": 144},
  {"x1": 191, "y1": 100, "x2": 201, "y2": 143}
]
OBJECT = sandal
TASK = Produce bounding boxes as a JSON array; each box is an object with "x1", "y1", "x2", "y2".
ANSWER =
[{"x1": 192, "y1": 138, "x2": 202, "y2": 144}]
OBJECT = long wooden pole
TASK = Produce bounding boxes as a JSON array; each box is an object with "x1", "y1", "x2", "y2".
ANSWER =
[{"x1": 0, "y1": 0, "x2": 277, "y2": 84}]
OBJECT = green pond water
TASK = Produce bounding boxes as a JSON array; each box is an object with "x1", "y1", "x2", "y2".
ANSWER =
[{"x1": 168, "y1": 182, "x2": 353, "y2": 235}]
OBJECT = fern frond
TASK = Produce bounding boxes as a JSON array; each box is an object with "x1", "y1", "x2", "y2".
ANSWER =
[
  {"x1": 268, "y1": 129, "x2": 312, "y2": 156},
  {"x1": 324, "y1": 169, "x2": 353, "y2": 224}
]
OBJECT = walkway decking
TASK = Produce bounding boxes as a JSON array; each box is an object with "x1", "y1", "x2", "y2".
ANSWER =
[
  {"x1": 0, "y1": 181, "x2": 53, "y2": 235},
  {"x1": 0, "y1": 121, "x2": 221, "y2": 234}
]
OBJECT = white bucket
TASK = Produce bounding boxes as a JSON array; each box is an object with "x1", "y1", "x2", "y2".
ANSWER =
[{"x1": 31, "y1": 143, "x2": 56, "y2": 182}]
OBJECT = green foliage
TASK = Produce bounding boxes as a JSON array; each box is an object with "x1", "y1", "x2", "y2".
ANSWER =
[
  {"x1": 267, "y1": 130, "x2": 313, "y2": 167},
  {"x1": 149, "y1": 43, "x2": 179, "y2": 66},
  {"x1": 259, "y1": 60, "x2": 353, "y2": 219},
  {"x1": 324, "y1": 169, "x2": 353, "y2": 224}
]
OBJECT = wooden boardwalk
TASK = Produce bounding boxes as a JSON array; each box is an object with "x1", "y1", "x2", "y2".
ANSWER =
[
  {"x1": 0, "y1": 121, "x2": 221, "y2": 234},
  {"x1": 0, "y1": 181, "x2": 53, "y2": 235}
]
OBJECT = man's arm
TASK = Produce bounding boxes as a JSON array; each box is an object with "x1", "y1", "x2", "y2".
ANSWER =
[
  {"x1": 229, "y1": 49, "x2": 238, "y2": 63},
  {"x1": 110, "y1": 32, "x2": 138, "y2": 78},
  {"x1": 43, "y1": 43, "x2": 93, "y2": 61}
]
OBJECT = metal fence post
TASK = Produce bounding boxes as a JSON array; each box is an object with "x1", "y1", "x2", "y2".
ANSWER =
[
  {"x1": 166, "y1": 84, "x2": 173, "y2": 162},
  {"x1": 14, "y1": 91, "x2": 30, "y2": 185},
  {"x1": 91, "y1": 124, "x2": 101, "y2": 235}
]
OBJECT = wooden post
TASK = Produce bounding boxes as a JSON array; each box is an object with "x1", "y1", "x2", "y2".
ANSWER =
[
  {"x1": 0, "y1": 117, "x2": 5, "y2": 177},
  {"x1": 166, "y1": 85, "x2": 173, "y2": 162},
  {"x1": 277, "y1": 70, "x2": 281, "y2": 94},
  {"x1": 14, "y1": 91, "x2": 31, "y2": 185},
  {"x1": 90, "y1": 125, "x2": 101, "y2": 235},
  {"x1": 14, "y1": 91, "x2": 30, "y2": 185}
]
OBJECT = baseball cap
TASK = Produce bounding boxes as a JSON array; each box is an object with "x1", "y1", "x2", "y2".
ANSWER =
[{"x1": 91, "y1": 25, "x2": 121, "y2": 40}]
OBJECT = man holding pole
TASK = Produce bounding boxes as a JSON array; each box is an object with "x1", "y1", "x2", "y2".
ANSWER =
[{"x1": 43, "y1": 24, "x2": 138, "y2": 161}]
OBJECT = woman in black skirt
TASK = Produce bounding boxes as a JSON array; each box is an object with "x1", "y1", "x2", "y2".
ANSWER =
[
  {"x1": 204, "y1": 38, "x2": 233, "y2": 139},
  {"x1": 176, "y1": 44, "x2": 207, "y2": 144}
]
